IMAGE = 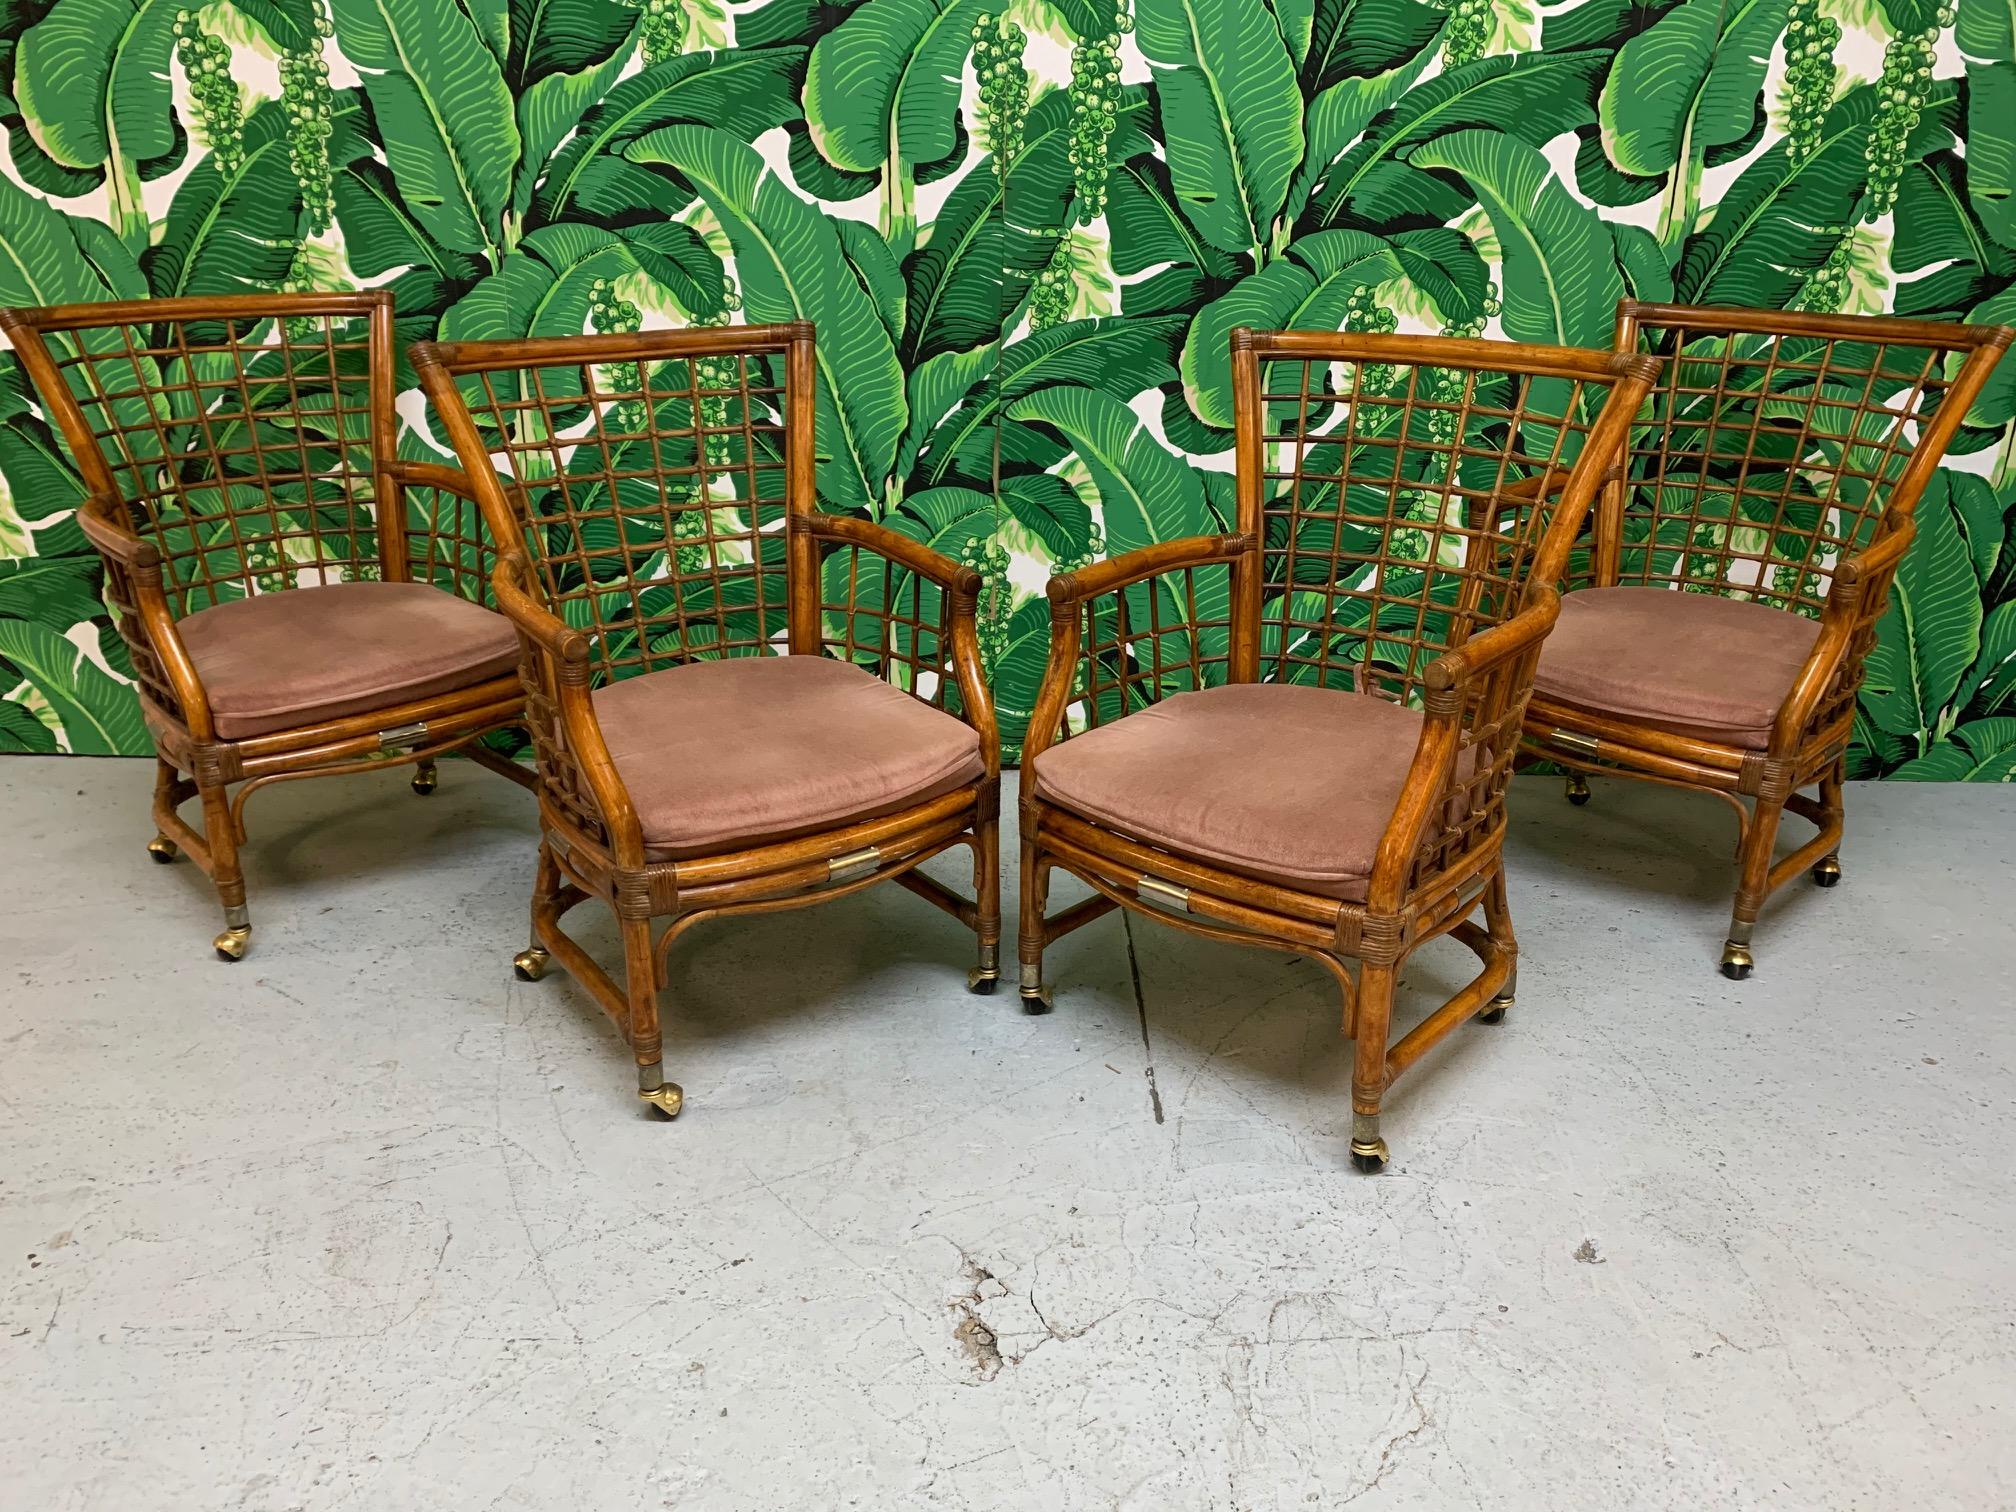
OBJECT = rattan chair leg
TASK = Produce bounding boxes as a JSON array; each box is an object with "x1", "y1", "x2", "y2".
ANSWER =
[
  {"x1": 1351, "y1": 962, "x2": 1396, "y2": 1172},
  {"x1": 1016, "y1": 830, "x2": 1053, "y2": 1014},
  {"x1": 1478, "y1": 870, "x2": 1517, "y2": 1024},
  {"x1": 968, "y1": 814, "x2": 1002, "y2": 995},
  {"x1": 1723, "y1": 791, "x2": 1786, "y2": 980},
  {"x1": 198, "y1": 782, "x2": 253, "y2": 962},
  {"x1": 411, "y1": 758, "x2": 439, "y2": 796},
  {"x1": 1811, "y1": 758, "x2": 1845, "y2": 887},
  {"x1": 146, "y1": 759, "x2": 179, "y2": 863},
  {"x1": 514, "y1": 844, "x2": 560, "y2": 982},
  {"x1": 622, "y1": 917, "x2": 681, "y2": 1120}
]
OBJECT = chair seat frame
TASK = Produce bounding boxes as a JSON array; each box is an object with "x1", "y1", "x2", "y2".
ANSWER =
[
  {"x1": 1018, "y1": 330, "x2": 1657, "y2": 1169},
  {"x1": 415, "y1": 324, "x2": 1000, "y2": 1119},
  {"x1": 2, "y1": 293, "x2": 530, "y2": 961},
  {"x1": 1520, "y1": 302, "x2": 2013, "y2": 978}
]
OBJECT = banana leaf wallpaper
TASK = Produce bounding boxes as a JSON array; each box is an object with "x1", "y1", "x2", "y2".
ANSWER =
[{"x1": 0, "y1": 0, "x2": 2014, "y2": 776}]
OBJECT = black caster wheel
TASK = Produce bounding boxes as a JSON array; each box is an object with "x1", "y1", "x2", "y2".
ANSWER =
[
  {"x1": 1350, "y1": 1145, "x2": 1388, "y2": 1174},
  {"x1": 1811, "y1": 857, "x2": 1841, "y2": 888},
  {"x1": 1719, "y1": 942, "x2": 1754, "y2": 981},
  {"x1": 1478, "y1": 1001, "x2": 1508, "y2": 1025},
  {"x1": 147, "y1": 837, "x2": 178, "y2": 864}
]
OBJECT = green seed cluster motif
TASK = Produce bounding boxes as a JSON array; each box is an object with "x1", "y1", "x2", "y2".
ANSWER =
[
  {"x1": 589, "y1": 277, "x2": 648, "y2": 436},
  {"x1": 636, "y1": 0, "x2": 687, "y2": 67},
  {"x1": 1029, "y1": 235, "x2": 1074, "y2": 331},
  {"x1": 1796, "y1": 226, "x2": 1855, "y2": 312},
  {"x1": 1440, "y1": 0, "x2": 1492, "y2": 68},
  {"x1": 1066, "y1": 4, "x2": 1129, "y2": 224},
  {"x1": 1779, "y1": 0, "x2": 1840, "y2": 163},
  {"x1": 960, "y1": 535, "x2": 1014, "y2": 674},
  {"x1": 1344, "y1": 286, "x2": 1400, "y2": 391},
  {"x1": 174, "y1": 12, "x2": 244, "y2": 177},
  {"x1": 971, "y1": 14, "x2": 1030, "y2": 171},
  {"x1": 280, "y1": 2, "x2": 336, "y2": 236},
  {"x1": 1863, "y1": 10, "x2": 1952, "y2": 220},
  {"x1": 1051, "y1": 524, "x2": 1105, "y2": 577}
]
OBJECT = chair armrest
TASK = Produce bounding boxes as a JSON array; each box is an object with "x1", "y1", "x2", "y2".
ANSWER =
[
  {"x1": 384, "y1": 460, "x2": 497, "y2": 603},
  {"x1": 492, "y1": 551, "x2": 591, "y2": 666},
  {"x1": 385, "y1": 459, "x2": 484, "y2": 501},
  {"x1": 1046, "y1": 533, "x2": 1252, "y2": 606},
  {"x1": 1422, "y1": 594, "x2": 1560, "y2": 693},
  {"x1": 492, "y1": 552, "x2": 645, "y2": 861},
  {"x1": 1369, "y1": 595, "x2": 1561, "y2": 909},
  {"x1": 76, "y1": 506, "x2": 161, "y2": 570},
  {"x1": 1025, "y1": 535, "x2": 1253, "y2": 766},
  {"x1": 793, "y1": 513, "x2": 997, "y2": 764},
  {"x1": 77, "y1": 496, "x2": 216, "y2": 737},
  {"x1": 791, "y1": 513, "x2": 981, "y2": 595},
  {"x1": 1772, "y1": 521, "x2": 1917, "y2": 751}
]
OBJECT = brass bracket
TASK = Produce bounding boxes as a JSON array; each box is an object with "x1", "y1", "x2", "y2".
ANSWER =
[
  {"x1": 379, "y1": 720, "x2": 430, "y2": 751},
  {"x1": 1548, "y1": 728, "x2": 1600, "y2": 757},
  {"x1": 827, "y1": 845, "x2": 882, "y2": 883},
  {"x1": 1137, "y1": 875, "x2": 1192, "y2": 912}
]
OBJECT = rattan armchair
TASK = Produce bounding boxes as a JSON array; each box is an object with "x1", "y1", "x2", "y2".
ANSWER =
[
  {"x1": 412, "y1": 323, "x2": 1000, "y2": 1120},
  {"x1": 0, "y1": 293, "x2": 529, "y2": 960},
  {"x1": 1018, "y1": 329, "x2": 1656, "y2": 1170},
  {"x1": 1522, "y1": 303, "x2": 2012, "y2": 979}
]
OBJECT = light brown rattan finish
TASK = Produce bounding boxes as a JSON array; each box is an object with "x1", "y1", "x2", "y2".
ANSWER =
[
  {"x1": 411, "y1": 323, "x2": 1000, "y2": 1118},
  {"x1": 1019, "y1": 328, "x2": 1657, "y2": 1169},
  {"x1": 0, "y1": 292, "x2": 529, "y2": 960},
  {"x1": 1521, "y1": 302, "x2": 2013, "y2": 978}
]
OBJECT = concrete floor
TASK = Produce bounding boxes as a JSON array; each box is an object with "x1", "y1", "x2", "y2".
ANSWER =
[{"x1": 0, "y1": 758, "x2": 2011, "y2": 1511}]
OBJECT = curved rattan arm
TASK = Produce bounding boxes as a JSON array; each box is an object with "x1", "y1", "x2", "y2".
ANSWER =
[
  {"x1": 383, "y1": 459, "x2": 497, "y2": 604},
  {"x1": 1770, "y1": 520, "x2": 1918, "y2": 755},
  {"x1": 1367, "y1": 595, "x2": 1562, "y2": 912},
  {"x1": 790, "y1": 513, "x2": 1000, "y2": 770},
  {"x1": 493, "y1": 551, "x2": 646, "y2": 865},
  {"x1": 1024, "y1": 534, "x2": 1252, "y2": 767},
  {"x1": 77, "y1": 498, "x2": 216, "y2": 739},
  {"x1": 1045, "y1": 533, "x2": 1252, "y2": 606}
]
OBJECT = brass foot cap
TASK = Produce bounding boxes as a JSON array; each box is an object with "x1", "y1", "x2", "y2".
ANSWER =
[
  {"x1": 1350, "y1": 1137, "x2": 1389, "y2": 1174},
  {"x1": 214, "y1": 925, "x2": 252, "y2": 962},
  {"x1": 1811, "y1": 856, "x2": 1841, "y2": 888},
  {"x1": 411, "y1": 770, "x2": 438, "y2": 796},
  {"x1": 147, "y1": 836, "x2": 178, "y2": 864},
  {"x1": 1719, "y1": 942, "x2": 1754, "y2": 981},
  {"x1": 1479, "y1": 995, "x2": 1512, "y2": 1025},
  {"x1": 1565, "y1": 776, "x2": 1592, "y2": 806},
  {"x1": 513, "y1": 947, "x2": 551, "y2": 982},
  {"x1": 639, "y1": 1083, "x2": 684, "y2": 1120},
  {"x1": 967, "y1": 968, "x2": 1001, "y2": 996}
]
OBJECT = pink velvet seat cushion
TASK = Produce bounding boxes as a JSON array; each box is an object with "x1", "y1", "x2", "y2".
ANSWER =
[
  {"x1": 590, "y1": 655, "x2": 987, "y2": 860},
  {"x1": 1534, "y1": 586, "x2": 1821, "y2": 750},
  {"x1": 1031, "y1": 683, "x2": 1432, "y2": 903},
  {"x1": 174, "y1": 580, "x2": 520, "y2": 740}
]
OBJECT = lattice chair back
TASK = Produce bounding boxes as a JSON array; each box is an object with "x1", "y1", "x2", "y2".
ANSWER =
[
  {"x1": 412, "y1": 323, "x2": 822, "y2": 687},
  {"x1": 1232, "y1": 330, "x2": 1648, "y2": 703},
  {"x1": 0, "y1": 294, "x2": 408, "y2": 621},
  {"x1": 1601, "y1": 303, "x2": 2009, "y2": 615}
]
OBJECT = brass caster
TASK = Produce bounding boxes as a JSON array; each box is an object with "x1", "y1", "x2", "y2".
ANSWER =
[
  {"x1": 1565, "y1": 773, "x2": 1591, "y2": 807},
  {"x1": 1350, "y1": 1137, "x2": 1389, "y2": 1175},
  {"x1": 1479, "y1": 994, "x2": 1511, "y2": 1025},
  {"x1": 638, "y1": 1083, "x2": 685, "y2": 1121},
  {"x1": 214, "y1": 926, "x2": 252, "y2": 962},
  {"x1": 967, "y1": 968, "x2": 1000, "y2": 996},
  {"x1": 513, "y1": 947, "x2": 551, "y2": 982},
  {"x1": 1020, "y1": 987, "x2": 1053, "y2": 1016},
  {"x1": 146, "y1": 836, "x2": 178, "y2": 864},
  {"x1": 1719, "y1": 941, "x2": 1754, "y2": 981},
  {"x1": 1811, "y1": 855, "x2": 1841, "y2": 888},
  {"x1": 411, "y1": 762, "x2": 438, "y2": 796}
]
